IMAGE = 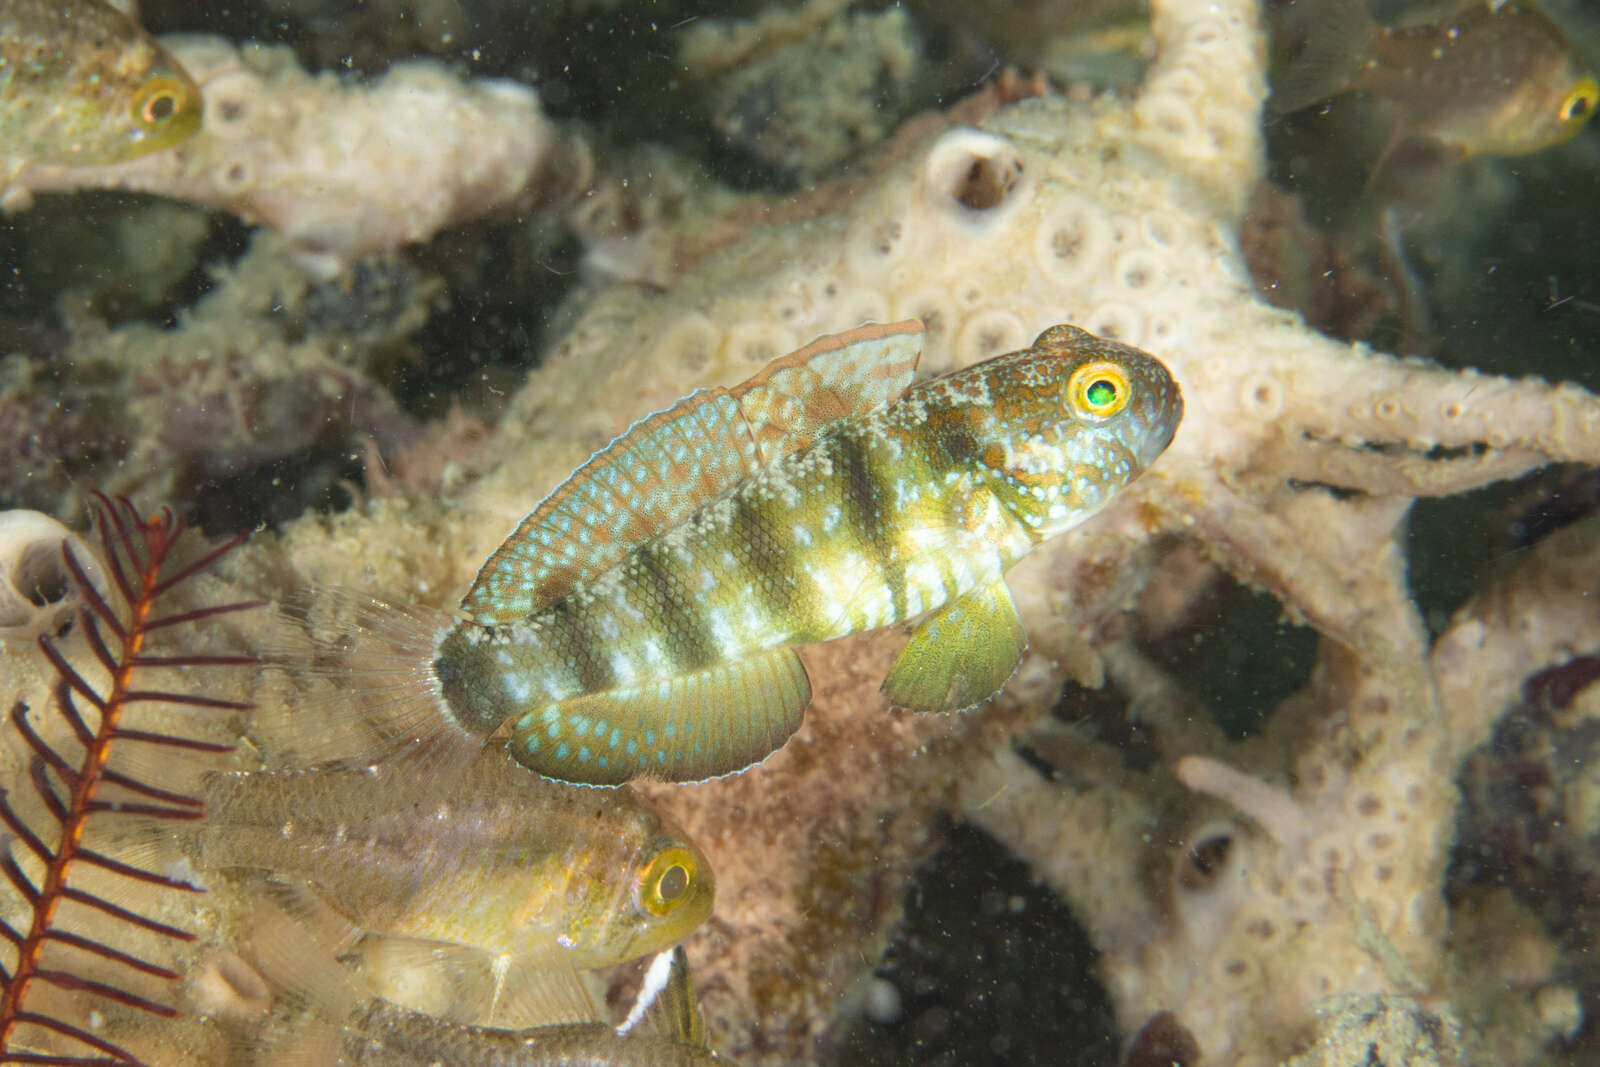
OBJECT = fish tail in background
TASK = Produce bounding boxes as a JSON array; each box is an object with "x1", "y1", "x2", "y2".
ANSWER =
[
  {"x1": 236, "y1": 885, "x2": 369, "y2": 1064},
  {"x1": 349, "y1": 933, "x2": 583, "y2": 1029},
  {"x1": 241, "y1": 886, "x2": 614, "y2": 1059},
  {"x1": 243, "y1": 876, "x2": 566, "y2": 1036},
  {"x1": 248, "y1": 883, "x2": 558, "y2": 1031},
  {"x1": 258, "y1": 588, "x2": 483, "y2": 787},
  {"x1": 1270, "y1": 0, "x2": 1377, "y2": 114}
]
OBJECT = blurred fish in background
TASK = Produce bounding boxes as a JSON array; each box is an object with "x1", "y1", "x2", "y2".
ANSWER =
[
  {"x1": 0, "y1": 0, "x2": 203, "y2": 167},
  {"x1": 1272, "y1": 0, "x2": 1596, "y2": 165},
  {"x1": 1252, "y1": 0, "x2": 1599, "y2": 355}
]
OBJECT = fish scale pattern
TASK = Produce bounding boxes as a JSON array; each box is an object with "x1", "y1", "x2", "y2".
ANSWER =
[
  {"x1": 464, "y1": 322, "x2": 926, "y2": 627},
  {"x1": 464, "y1": 393, "x2": 762, "y2": 626}
]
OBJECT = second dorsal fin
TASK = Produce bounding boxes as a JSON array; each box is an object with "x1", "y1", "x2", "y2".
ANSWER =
[
  {"x1": 733, "y1": 318, "x2": 926, "y2": 461},
  {"x1": 461, "y1": 319, "x2": 925, "y2": 624}
]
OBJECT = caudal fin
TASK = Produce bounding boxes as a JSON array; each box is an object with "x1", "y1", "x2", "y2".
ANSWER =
[{"x1": 258, "y1": 588, "x2": 484, "y2": 786}]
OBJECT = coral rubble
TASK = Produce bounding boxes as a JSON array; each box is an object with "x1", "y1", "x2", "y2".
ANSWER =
[
  {"x1": 3, "y1": 0, "x2": 1599, "y2": 1063},
  {"x1": 1, "y1": 232, "x2": 441, "y2": 520}
]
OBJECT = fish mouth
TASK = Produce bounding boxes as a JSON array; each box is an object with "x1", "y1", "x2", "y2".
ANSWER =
[{"x1": 1126, "y1": 376, "x2": 1182, "y2": 466}]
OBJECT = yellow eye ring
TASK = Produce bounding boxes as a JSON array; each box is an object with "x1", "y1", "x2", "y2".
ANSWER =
[
  {"x1": 131, "y1": 76, "x2": 186, "y2": 127},
  {"x1": 637, "y1": 846, "x2": 698, "y2": 917},
  {"x1": 1560, "y1": 78, "x2": 1597, "y2": 124},
  {"x1": 1068, "y1": 361, "x2": 1131, "y2": 420}
]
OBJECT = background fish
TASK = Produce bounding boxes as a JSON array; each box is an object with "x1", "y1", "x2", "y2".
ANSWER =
[
  {"x1": 186, "y1": 753, "x2": 713, "y2": 975},
  {"x1": 0, "y1": 0, "x2": 203, "y2": 166},
  {"x1": 1272, "y1": 0, "x2": 1597, "y2": 158}
]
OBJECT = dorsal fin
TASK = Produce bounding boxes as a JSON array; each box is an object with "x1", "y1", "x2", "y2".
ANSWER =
[
  {"x1": 733, "y1": 318, "x2": 925, "y2": 461},
  {"x1": 460, "y1": 389, "x2": 757, "y2": 626},
  {"x1": 461, "y1": 319, "x2": 925, "y2": 624}
]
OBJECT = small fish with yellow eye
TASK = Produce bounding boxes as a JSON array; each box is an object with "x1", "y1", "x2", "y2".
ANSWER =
[
  {"x1": 1, "y1": 0, "x2": 203, "y2": 167},
  {"x1": 1272, "y1": 0, "x2": 1598, "y2": 160},
  {"x1": 316, "y1": 319, "x2": 1181, "y2": 788},
  {"x1": 177, "y1": 752, "x2": 712, "y2": 983}
]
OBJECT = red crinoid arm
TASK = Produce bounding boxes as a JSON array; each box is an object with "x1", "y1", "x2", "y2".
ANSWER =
[{"x1": 0, "y1": 495, "x2": 263, "y2": 1065}]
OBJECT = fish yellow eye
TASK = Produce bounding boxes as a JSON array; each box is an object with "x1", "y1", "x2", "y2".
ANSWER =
[
  {"x1": 132, "y1": 76, "x2": 187, "y2": 128},
  {"x1": 1067, "y1": 361, "x2": 1131, "y2": 420},
  {"x1": 1560, "y1": 78, "x2": 1597, "y2": 124},
  {"x1": 636, "y1": 846, "x2": 698, "y2": 918}
]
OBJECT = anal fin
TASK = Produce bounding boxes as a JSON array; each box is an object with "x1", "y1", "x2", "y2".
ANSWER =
[
  {"x1": 351, "y1": 933, "x2": 585, "y2": 1029},
  {"x1": 506, "y1": 648, "x2": 811, "y2": 785},
  {"x1": 883, "y1": 580, "x2": 1027, "y2": 713}
]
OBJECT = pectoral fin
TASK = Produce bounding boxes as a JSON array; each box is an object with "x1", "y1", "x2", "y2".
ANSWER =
[{"x1": 883, "y1": 580, "x2": 1027, "y2": 713}]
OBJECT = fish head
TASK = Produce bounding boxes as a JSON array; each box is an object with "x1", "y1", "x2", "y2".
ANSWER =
[
  {"x1": 1426, "y1": 7, "x2": 1598, "y2": 157},
  {"x1": 550, "y1": 803, "x2": 715, "y2": 969},
  {"x1": 968, "y1": 324, "x2": 1182, "y2": 539},
  {"x1": 1458, "y1": 58, "x2": 1597, "y2": 156},
  {"x1": 1042, "y1": 324, "x2": 1184, "y2": 470},
  {"x1": 50, "y1": 30, "x2": 204, "y2": 166},
  {"x1": 1518, "y1": 66, "x2": 1598, "y2": 153}
]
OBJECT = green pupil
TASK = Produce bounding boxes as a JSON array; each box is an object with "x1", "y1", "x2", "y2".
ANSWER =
[{"x1": 1086, "y1": 379, "x2": 1117, "y2": 407}]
